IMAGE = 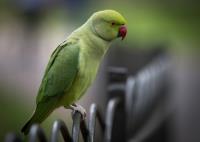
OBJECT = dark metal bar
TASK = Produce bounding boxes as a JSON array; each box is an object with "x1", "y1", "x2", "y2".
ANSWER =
[
  {"x1": 125, "y1": 76, "x2": 136, "y2": 137},
  {"x1": 126, "y1": 55, "x2": 169, "y2": 141},
  {"x1": 132, "y1": 55, "x2": 168, "y2": 131},
  {"x1": 29, "y1": 124, "x2": 48, "y2": 142},
  {"x1": 96, "y1": 106, "x2": 105, "y2": 131},
  {"x1": 107, "y1": 67, "x2": 127, "y2": 142},
  {"x1": 4, "y1": 133, "x2": 22, "y2": 142},
  {"x1": 88, "y1": 104, "x2": 97, "y2": 142},
  {"x1": 72, "y1": 111, "x2": 82, "y2": 142},
  {"x1": 80, "y1": 119, "x2": 89, "y2": 142},
  {"x1": 88, "y1": 103, "x2": 105, "y2": 142},
  {"x1": 50, "y1": 120, "x2": 72, "y2": 142},
  {"x1": 104, "y1": 98, "x2": 121, "y2": 142},
  {"x1": 108, "y1": 67, "x2": 128, "y2": 83}
]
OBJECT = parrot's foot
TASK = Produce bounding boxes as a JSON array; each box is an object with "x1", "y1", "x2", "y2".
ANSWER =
[{"x1": 67, "y1": 104, "x2": 86, "y2": 119}]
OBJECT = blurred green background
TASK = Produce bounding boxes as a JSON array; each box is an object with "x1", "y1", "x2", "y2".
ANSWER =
[{"x1": 0, "y1": 0, "x2": 200, "y2": 141}]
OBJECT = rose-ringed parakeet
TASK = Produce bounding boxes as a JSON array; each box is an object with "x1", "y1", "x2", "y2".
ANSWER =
[{"x1": 21, "y1": 9, "x2": 127, "y2": 135}]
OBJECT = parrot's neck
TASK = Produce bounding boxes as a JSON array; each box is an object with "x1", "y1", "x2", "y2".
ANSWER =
[{"x1": 71, "y1": 22, "x2": 111, "y2": 59}]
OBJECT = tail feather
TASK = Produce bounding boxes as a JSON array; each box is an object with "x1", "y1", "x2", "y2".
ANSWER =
[
  {"x1": 21, "y1": 103, "x2": 54, "y2": 135},
  {"x1": 21, "y1": 116, "x2": 35, "y2": 135}
]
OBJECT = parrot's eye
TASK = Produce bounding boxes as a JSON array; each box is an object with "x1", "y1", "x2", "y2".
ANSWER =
[{"x1": 111, "y1": 22, "x2": 115, "y2": 26}]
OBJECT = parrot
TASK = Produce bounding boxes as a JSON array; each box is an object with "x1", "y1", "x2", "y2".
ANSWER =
[{"x1": 21, "y1": 9, "x2": 127, "y2": 135}]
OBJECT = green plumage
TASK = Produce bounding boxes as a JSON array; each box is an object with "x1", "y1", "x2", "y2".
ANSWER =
[
  {"x1": 37, "y1": 40, "x2": 79, "y2": 103},
  {"x1": 22, "y1": 39, "x2": 80, "y2": 134},
  {"x1": 21, "y1": 9, "x2": 127, "y2": 135}
]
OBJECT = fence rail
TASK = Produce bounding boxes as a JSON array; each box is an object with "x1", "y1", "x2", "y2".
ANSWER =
[{"x1": 5, "y1": 54, "x2": 169, "y2": 142}]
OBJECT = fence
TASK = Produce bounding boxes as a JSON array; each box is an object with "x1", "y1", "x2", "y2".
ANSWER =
[{"x1": 4, "y1": 54, "x2": 169, "y2": 142}]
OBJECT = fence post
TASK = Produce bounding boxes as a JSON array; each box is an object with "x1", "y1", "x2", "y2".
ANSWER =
[{"x1": 107, "y1": 67, "x2": 128, "y2": 142}]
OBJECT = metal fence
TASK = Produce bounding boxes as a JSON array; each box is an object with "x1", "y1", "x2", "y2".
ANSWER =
[{"x1": 5, "y1": 54, "x2": 169, "y2": 142}]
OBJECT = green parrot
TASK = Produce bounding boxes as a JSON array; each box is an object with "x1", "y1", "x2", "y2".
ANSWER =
[{"x1": 21, "y1": 9, "x2": 127, "y2": 135}]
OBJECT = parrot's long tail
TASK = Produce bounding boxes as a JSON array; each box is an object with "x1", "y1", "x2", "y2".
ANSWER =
[{"x1": 21, "y1": 102, "x2": 55, "y2": 135}]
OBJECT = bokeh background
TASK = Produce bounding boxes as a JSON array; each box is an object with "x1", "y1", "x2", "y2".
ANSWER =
[{"x1": 0, "y1": 0, "x2": 200, "y2": 141}]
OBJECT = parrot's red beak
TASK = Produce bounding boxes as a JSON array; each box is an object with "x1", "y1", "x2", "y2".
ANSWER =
[{"x1": 118, "y1": 25, "x2": 127, "y2": 40}]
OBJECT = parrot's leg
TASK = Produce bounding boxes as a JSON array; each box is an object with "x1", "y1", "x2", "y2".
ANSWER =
[{"x1": 65, "y1": 103, "x2": 86, "y2": 119}]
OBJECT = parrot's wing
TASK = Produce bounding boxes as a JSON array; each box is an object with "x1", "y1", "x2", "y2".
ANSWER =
[{"x1": 36, "y1": 39, "x2": 80, "y2": 103}]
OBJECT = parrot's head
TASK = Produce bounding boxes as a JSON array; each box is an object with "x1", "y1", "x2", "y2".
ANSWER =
[{"x1": 90, "y1": 10, "x2": 127, "y2": 41}]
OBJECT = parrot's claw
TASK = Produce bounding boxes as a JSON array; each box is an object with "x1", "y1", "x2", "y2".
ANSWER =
[{"x1": 69, "y1": 104, "x2": 86, "y2": 119}]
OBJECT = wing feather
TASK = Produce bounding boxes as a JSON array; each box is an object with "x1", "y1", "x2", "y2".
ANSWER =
[{"x1": 36, "y1": 40, "x2": 80, "y2": 103}]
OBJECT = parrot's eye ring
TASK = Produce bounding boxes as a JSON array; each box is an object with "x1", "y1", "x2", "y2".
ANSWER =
[{"x1": 111, "y1": 22, "x2": 115, "y2": 26}]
